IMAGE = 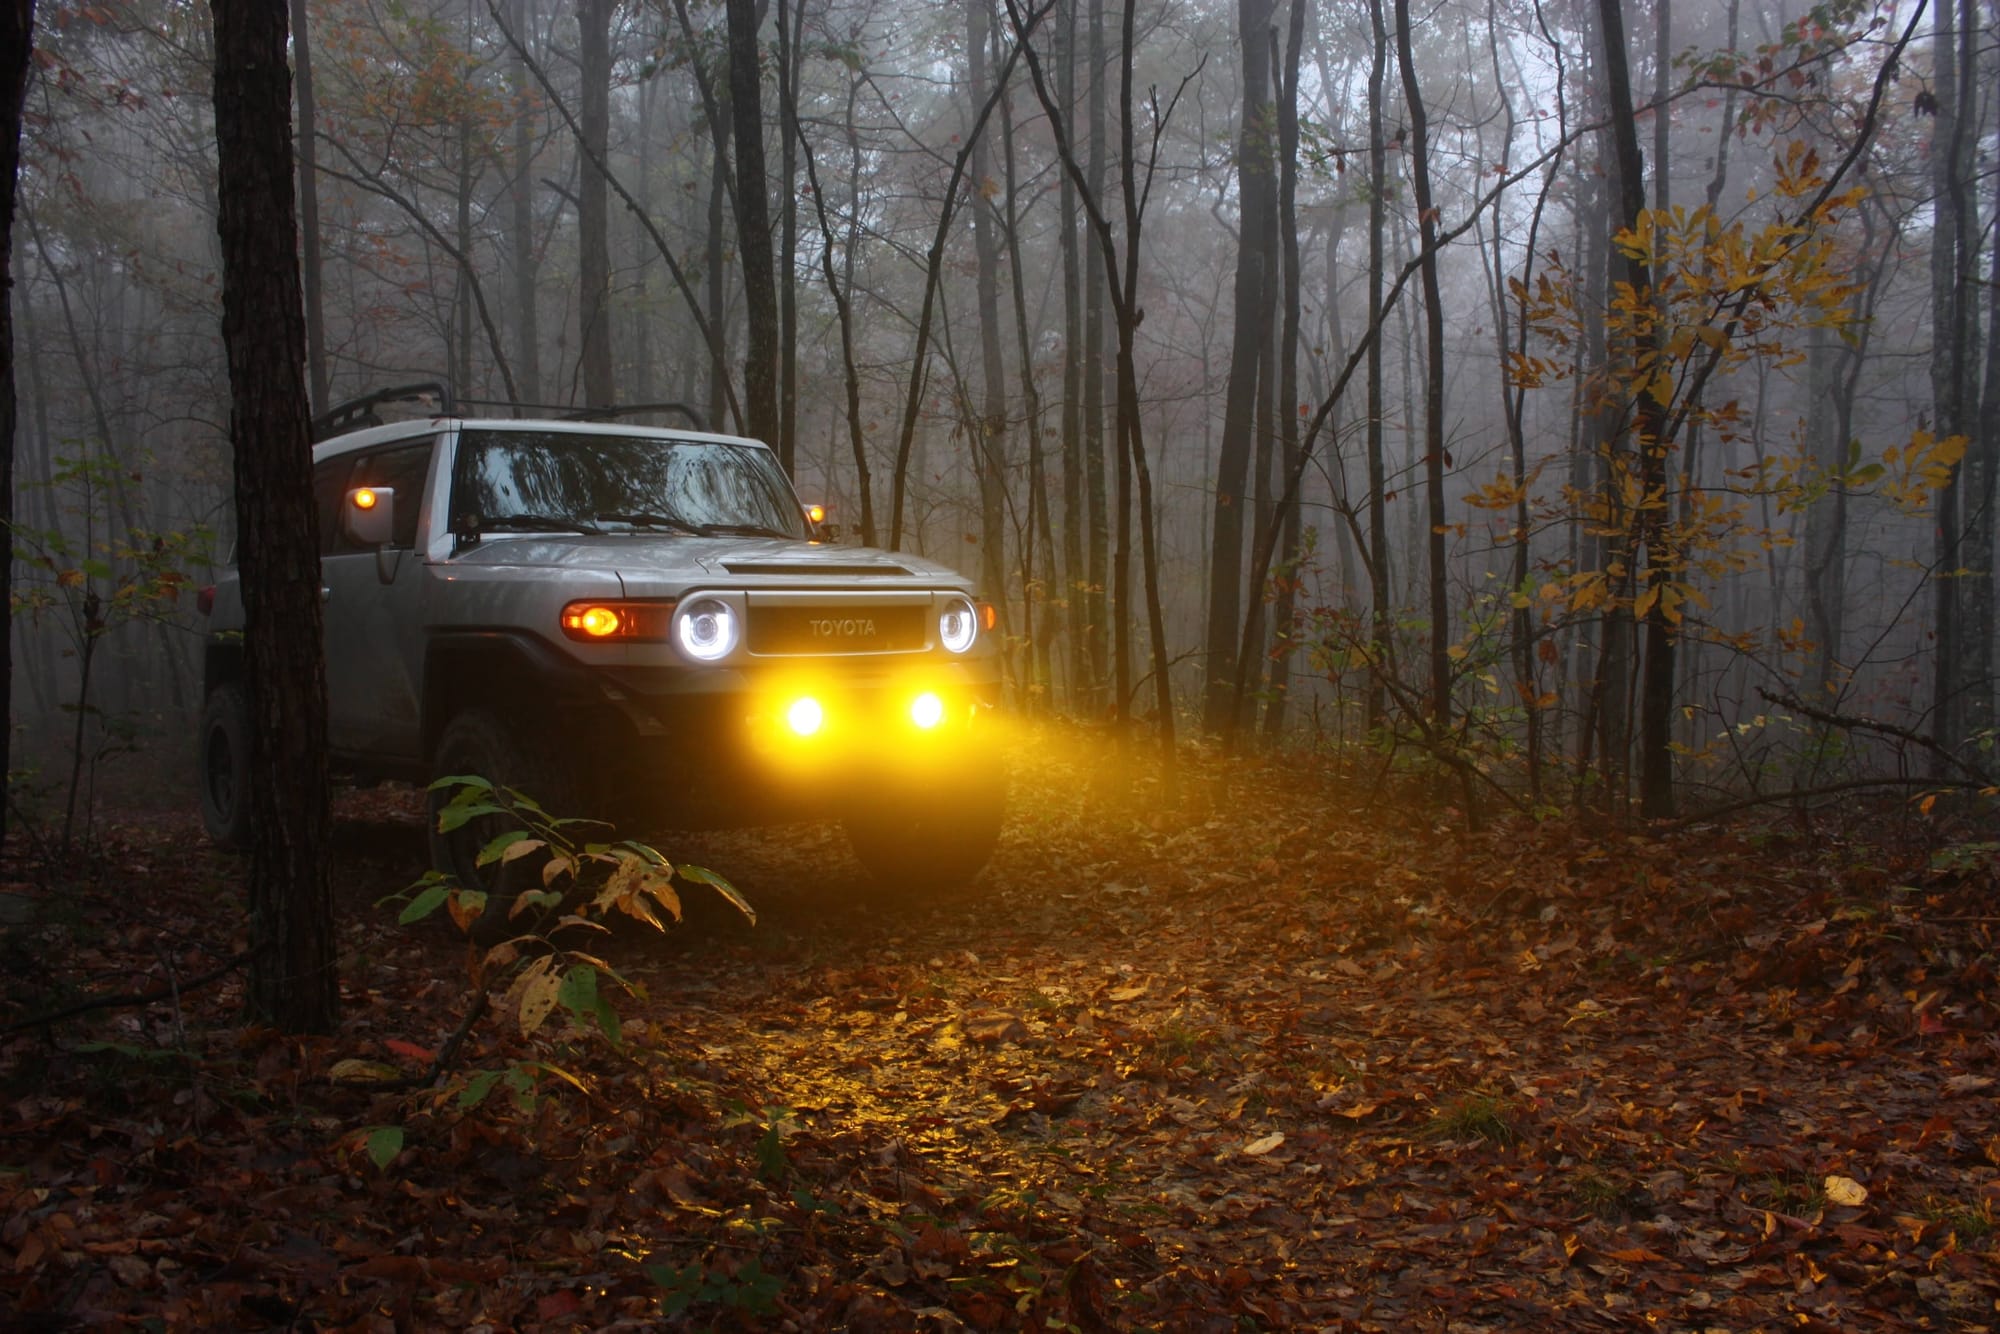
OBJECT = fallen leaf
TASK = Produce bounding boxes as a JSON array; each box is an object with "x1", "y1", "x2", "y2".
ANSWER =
[
  {"x1": 1243, "y1": 1132, "x2": 1285, "y2": 1156},
  {"x1": 1824, "y1": 1175, "x2": 1868, "y2": 1207}
]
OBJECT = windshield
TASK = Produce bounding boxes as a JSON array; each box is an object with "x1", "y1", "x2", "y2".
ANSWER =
[{"x1": 451, "y1": 429, "x2": 808, "y2": 540}]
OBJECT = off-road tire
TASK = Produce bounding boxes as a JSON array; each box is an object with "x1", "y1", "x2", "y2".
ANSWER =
[
  {"x1": 197, "y1": 684, "x2": 253, "y2": 848},
  {"x1": 427, "y1": 709, "x2": 573, "y2": 943}
]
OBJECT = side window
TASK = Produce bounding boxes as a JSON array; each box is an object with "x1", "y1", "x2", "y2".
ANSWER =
[
  {"x1": 312, "y1": 456, "x2": 357, "y2": 557},
  {"x1": 316, "y1": 440, "x2": 435, "y2": 554}
]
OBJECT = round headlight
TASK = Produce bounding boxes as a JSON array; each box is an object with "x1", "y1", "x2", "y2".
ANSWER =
[
  {"x1": 938, "y1": 597, "x2": 978, "y2": 654},
  {"x1": 675, "y1": 597, "x2": 738, "y2": 661}
]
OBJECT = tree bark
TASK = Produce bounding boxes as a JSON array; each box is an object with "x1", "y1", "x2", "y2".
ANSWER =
[
  {"x1": 968, "y1": 0, "x2": 1009, "y2": 632},
  {"x1": 508, "y1": 0, "x2": 542, "y2": 406},
  {"x1": 1595, "y1": 0, "x2": 1674, "y2": 817},
  {"x1": 210, "y1": 0, "x2": 337, "y2": 1033},
  {"x1": 1394, "y1": 0, "x2": 1450, "y2": 730},
  {"x1": 725, "y1": 0, "x2": 779, "y2": 452},
  {"x1": 578, "y1": 0, "x2": 614, "y2": 408},
  {"x1": 1364, "y1": 0, "x2": 1389, "y2": 732},
  {"x1": 1261, "y1": 0, "x2": 1305, "y2": 743},
  {"x1": 1202, "y1": 0, "x2": 1274, "y2": 735},
  {"x1": 0, "y1": 0, "x2": 30, "y2": 857},
  {"x1": 288, "y1": 0, "x2": 326, "y2": 416}
]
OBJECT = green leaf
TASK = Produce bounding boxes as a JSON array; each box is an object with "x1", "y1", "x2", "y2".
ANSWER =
[
  {"x1": 557, "y1": 963, "x2": 599, "y2": 1018},
  {"x1": 678, "y1": 864, "x2": 756, "y2": 925},
  {"x1": 435, "y1": 800, "x2": 507, "y2": 834},
  {"x1": 427, "y1": 773, "x2": 496, "y2": 795},
  {"x1": 398, "y1": 883, "x2": 451, "y2": 925},
  {"x1": 457, "y1": 1069, "x2": 502, "y2": 1110},
  {"x1": 365, "y1": 1126, "x2": 404, "y2": 1171},
  {"x1": 475, "y1": 830, "x2": 535, "y2": 866}
]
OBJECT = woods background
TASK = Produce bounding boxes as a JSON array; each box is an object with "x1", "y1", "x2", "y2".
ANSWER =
[{"x1": 7, "y1": 0, "x2": 1995, "y2": 828}]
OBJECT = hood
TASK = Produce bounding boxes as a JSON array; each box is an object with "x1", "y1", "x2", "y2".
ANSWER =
[{"x1": 447, "y1": 533, "x2": 977, "y2": 592}]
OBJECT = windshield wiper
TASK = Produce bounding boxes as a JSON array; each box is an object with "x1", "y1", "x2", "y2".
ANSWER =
[
  {"x1": 480, "y1": 513, "x2": 602, "y2": 535},
  {"x1": 691, "y1": 521, "x2": 797, "y2": 540},
  {"x1": 595, "y1": 511, "x2": 700, "y2": 535}
]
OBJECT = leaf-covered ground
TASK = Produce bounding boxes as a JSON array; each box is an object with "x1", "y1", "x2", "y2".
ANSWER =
[{"x1": 3, "y1": 732, "x2": 1998, "y2": 1330}]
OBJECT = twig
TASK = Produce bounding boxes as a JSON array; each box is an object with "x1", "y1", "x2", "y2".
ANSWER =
[
  {"x1": 1669, "y1": 778, "x2": 1990, "y2": 831},
  {"x1": 1, "y1": 949, "x2": 257, "y2": 1035},
  {"x1": 1759, "y1": 689, "x2": 1996, "y2": 788}
]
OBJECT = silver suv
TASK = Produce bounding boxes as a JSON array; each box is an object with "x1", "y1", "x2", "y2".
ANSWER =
[{"x1": 196, "y1": 392, "x2": 1005, "y2": 896}]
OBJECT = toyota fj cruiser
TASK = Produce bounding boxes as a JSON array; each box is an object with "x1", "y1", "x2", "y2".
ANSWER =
[{"x1": 196, "y1": 388, "x2": 1005, "y2": 897}]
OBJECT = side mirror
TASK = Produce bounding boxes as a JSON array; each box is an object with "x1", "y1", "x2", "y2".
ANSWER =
[
  {"x1": 804, "y1": 502, "x2": 840, "y2": 543},
  {"x1": 344, "y1": 486, "x2": 395, "y2": 547}
]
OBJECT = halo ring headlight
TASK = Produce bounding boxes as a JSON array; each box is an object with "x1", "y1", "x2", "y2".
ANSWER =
[
  {"x1": 674, "y1": 597, "x2": 738, "y2": 661},
  {"x1": 939, "y1": 596, "x2": 979, "y2": 654}
]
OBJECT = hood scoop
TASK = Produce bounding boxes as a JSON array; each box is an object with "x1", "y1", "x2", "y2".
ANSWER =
[{"x1": 723, "y1": 560, "x2": 911, "y2": 577}]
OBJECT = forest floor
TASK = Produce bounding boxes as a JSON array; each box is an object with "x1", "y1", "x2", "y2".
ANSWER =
[{"x1": 1, "y1": 729, "x2": 1998, "y2": 1332}]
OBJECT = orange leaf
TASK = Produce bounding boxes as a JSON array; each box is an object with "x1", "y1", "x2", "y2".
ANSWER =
[{"x1": 1606, "y1": 1247, "x2": 1667, "y2": 1263}]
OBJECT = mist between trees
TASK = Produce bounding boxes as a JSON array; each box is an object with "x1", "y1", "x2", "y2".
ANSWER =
[{"x1": 7, "y1": 0, "x2": 1995, "y2": 828}]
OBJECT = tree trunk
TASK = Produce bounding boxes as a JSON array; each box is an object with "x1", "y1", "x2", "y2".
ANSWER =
[
  {"x1": 509, "y1": 0, "x2": 541, "y2": 405},
  {"x1": 967, "y1": 0, "x2": 1009, "y2": 619},
  {"x1": 578, "y1": 0, "x2": 614, "y2": 408},
  {"x1": 1202, "y1": 0, "x2": 1274, "y2": 735},
  {"x1": 1394, "y1": 0, "x2": 1450, "y2": 730},
  {"x1": 1002, "y1": 71, "x2": 1055, "y2": 707},
  {"x1": 210, "y1": 0, "x2": 336, "y2": 1034},
  {"x1": 1057, "y1": 0, "x2": 1085, "y2": 707},
  {"x1": 1927, "y1": 0, "x2": 1970, "y2": 756},
  {"x1": 0, "y1": 0, "x2": 30, "y2": 856},
  {"x1": 1261, "y1": 0, "x2": 1305, "y2": 743},
  {"x1": 1975, "y1": 110, "x2": 2000, "y2": 738},
  {"x1": 726, "y1": 0, "x2": 780, "y2": 452},
  {"x1": 1082, "y1": 0, "x2": 1109, "y2": 712},
  {"x1": 778, "y1": 0, "x2": 803, "y2": 472},
  {"x1": 1364, "y1": 0, "x2": 1389, "y2": 732},
  {"x1": 288, "y1": 0, "x2": 326, "y2": 416},
  {"x1": 1595, "y1": 0, "x2": 1674, "y2": 817}
]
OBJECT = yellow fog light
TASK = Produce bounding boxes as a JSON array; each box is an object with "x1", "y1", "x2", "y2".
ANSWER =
[
  {"x1": 786, "y1": 696, "x2": 825, "y2": 737},
  {"x1": 910, "y1": 691, "x2": 945, "y2": 730}
]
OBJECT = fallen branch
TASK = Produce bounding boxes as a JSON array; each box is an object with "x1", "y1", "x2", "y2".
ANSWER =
[
  {"x1": 1669, "y1": 777, "x2": 1991, "y2": 831},
  {"x1": 1759, "y1": 689, "x2": 1997, "y2": 788},
  {"x1": 1, "y1": 949, "x2": 257, "y2": 1035}
]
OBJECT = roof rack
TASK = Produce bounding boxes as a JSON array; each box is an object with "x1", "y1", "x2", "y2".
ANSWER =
[
  {"x1": 311, "y1": 382, "x2": 455, "y2": 442},
  {"x1": 454, "y1": 397, "x2": 709, "y2": 432}
]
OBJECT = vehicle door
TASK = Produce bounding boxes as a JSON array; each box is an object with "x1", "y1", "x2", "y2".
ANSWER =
[{"x1": 316, "y1": 438, "x2": 436, "y2": 764}]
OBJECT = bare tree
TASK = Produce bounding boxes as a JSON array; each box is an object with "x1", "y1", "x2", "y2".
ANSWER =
[
  {"x1": 725, "y1": 0, "x2": 779, "y2": 453},
  {"x1": 1394, "y1": 0, "x2": 1448, "y2": 729},
  {"x1": 0, "y1": 0, "x2": 30, "y2": 856},
  {"x1": 578, "y1": 0, "x2": 613, "y2": 408},
  {"x1": 1202, "y1": 0, "x2": 1275, "y2": 736}
]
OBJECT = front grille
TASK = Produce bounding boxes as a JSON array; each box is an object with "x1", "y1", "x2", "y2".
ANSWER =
[{"x1": 747, "y1": 603, "x2": 928, "y2": 654}]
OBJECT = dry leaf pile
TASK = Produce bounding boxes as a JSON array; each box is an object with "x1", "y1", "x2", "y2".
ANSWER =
[{"x1": 2, "y1": 737, "x2": 1996, "y2": 1330}]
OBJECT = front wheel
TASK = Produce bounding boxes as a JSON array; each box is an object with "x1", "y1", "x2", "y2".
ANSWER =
[
  {"x1": 197, "y1": 684, "x2": 253, "y2": 848},
  {"x1": 427, "y1": 709, "x2": 572, "y2": 941},
  {"x1": 843, "y1": 767, "x2": 1006, "y2": 898}
]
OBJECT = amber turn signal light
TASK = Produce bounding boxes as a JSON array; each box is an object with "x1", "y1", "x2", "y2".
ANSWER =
[{"x1": 559, "y1": 599, "x2": 672, "y2": 642}]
